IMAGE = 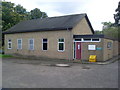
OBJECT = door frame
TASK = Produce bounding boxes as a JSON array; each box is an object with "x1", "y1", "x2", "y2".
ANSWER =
[{"x1": 73, "y1": 41, "x2": 81, "y2": 59}]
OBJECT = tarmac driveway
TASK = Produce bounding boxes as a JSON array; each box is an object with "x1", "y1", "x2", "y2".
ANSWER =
[{"x1": 2, "y1": 58, "x2": 119, "y2": 88}]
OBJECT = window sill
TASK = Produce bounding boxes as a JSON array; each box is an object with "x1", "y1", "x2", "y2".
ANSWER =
[
  {"x1": 42, "y1": 50, "x2": 48, "y2": 51},
  {"x1": 58, "y1": 50, "x2": 65, "y2": 52}
]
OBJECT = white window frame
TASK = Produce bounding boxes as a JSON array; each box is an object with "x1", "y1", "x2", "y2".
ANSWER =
[
  {"x1": 17, "y1": 39, "x2": 22, "y2": 50},
  {"x1": 74, "y1": 38, "x2": 101, "y2": 42},
  {"x1": 58, "y1": 38, "x2": 65, "y2": 52},
  {"x1": 8, "y1": 39, "x2": 12, "y2": 49},
  {"x1": 28, "y1": 38, "x2": 34, "y2": 50},
  {"x1": 42, "y1": 38, "x2": 48, "y2": 51}
]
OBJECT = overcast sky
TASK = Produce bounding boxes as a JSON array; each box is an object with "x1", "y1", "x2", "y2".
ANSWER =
[{"x1": 5, "y1": 0, "x2": 119, "y2": 31}]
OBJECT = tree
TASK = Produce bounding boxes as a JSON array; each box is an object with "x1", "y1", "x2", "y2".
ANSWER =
[
  {"x1": 101, "y1": 2, "x2": 120, "y2": 40},
  {"x1": 114, "y1": 1, "x2": 120, "y2": 26},
  {"x1": 14, "y1": 4, "x2": 26, "y2": 14},
  {"x1": 94, "y1": 30, "x2": 103, "y2": 34},
  {"x1": 14, "y1": 4, "x2": 29, "y2": 20},
  {"x1": 2, "y1": 1, "x2": 15, "y2": 31},
  {"x1": 101, "y1": 22, "x2": 113, "y2": 29},
  {"x1": 30, "y1": 8, "x2": 48, "y2": 19},
  {"x1": 102, "y1": 27, "x2": 119, "y2": 39},
  {"x1": 2, "y1": 1, "x2": 48, "y2": 31},
  {"x1": 2, "y1": 1, "x2": 48, "y2": 47}
]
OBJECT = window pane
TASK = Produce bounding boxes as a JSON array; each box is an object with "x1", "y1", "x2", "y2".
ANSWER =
[
  {"x1": 83, "y1": 38, "x2": 91, "y2": 41},
  {"x1": 30, "y1": 45, "x2": 33, "y2": 50},
  {"x1": 43, "y1": 43, "x2": 47, "y2": 50},
  {"x1": 75, "y1": 39, "x2": 81, "y2": 41},
  {"x1": 18, "y1": 40, "x2": 21, "y2": 44},
  {"x1": 8, "y1": 40, "x2": 11, "y2": 42},
  {"x1": 92, "y1": 38, "x2": 99, "y2": 41},
  {"x1": 43, "y1": 39, "x2": 47, "y2": 43},
  {"x1": 59, "y1": 39, "x2": 64, "y2": 42},
  {"x1": 8, "y1": 39, "x2": 12, "y2": 49},
  {"x1": 30, "y1": 39, "x2": 33, "y2": 44},
  {"x1": 18, "y1": 44, "x2": 21, "y2": 49},
  {"x1": 59, "y1": 43, "x2": 64, "y2": 50},
  {"x1": 8, "y1": 43, "x2": 11, "y2": 48},
  {"x1": 29, "y1": 39, "x2": 34, "y2": 50}
]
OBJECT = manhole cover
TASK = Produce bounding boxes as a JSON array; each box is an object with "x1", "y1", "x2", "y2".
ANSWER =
[
  {"x1": 82, "y1": 66, "x2": 90, "y2": 69},
  {"x1": 55, "y1": 64, "x2": 70, "y2": 67}
]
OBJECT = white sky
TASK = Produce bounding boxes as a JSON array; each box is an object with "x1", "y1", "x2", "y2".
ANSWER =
[{"x1": 4, "y1": 0, "x2": 119, "y2": 31}]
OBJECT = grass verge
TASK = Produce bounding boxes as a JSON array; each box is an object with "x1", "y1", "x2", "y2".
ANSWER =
[{"x1": 0, "y1": 54, "x2": 13, "y2": 58}]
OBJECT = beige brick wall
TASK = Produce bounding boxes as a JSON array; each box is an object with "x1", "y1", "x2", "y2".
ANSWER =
[
  {"x1": 113, "y1": 40, "x2": 119, "y2": 56},
  {"x1": 5, "y1": 30, "x2": 73, "y2": 60},
  {"x1": 81, "y1": 38, "x2": 104, "y2": 61},
  {"x1": 72, "y1": 17, "x2": 93, "y2": 35},
  {"x1": 103, "y1": 39, "x2": 113, "y2": 61}
]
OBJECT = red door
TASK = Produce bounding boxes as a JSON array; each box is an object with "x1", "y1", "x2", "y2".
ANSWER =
[{"x1": 76, "y1": 42, "x2": 81, "y2": 59}]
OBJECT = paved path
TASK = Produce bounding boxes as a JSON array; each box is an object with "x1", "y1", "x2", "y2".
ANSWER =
[{"x1": 2, "y1": 58, "x2": 119, "y2": 88}]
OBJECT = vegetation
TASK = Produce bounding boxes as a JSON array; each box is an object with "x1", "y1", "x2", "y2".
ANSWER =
[
  {"x1": 114, "y1": 1, "x2": 120, "y2": 26},
  {"x1": 1, "y1": 1, "x2": 48, "y2": 48},
  {"x1": 2, "y1": 1, "x2": 48, "y2": 31},
  {"x1": 96, "y1": 1, "x2": 120, "y2": 41},
  {"x1": 0, "y1": 54, "x2": 13, "y2": 58}
]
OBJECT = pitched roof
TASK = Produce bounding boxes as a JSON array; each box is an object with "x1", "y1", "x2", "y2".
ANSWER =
[{"x1": 3, "y1": 13, "x2": 94, "y2": 34}]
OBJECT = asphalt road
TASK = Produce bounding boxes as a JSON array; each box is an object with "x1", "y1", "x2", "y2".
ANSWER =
[{"x1": 2, "y1": 58, "x2": 119, "y2": 88}]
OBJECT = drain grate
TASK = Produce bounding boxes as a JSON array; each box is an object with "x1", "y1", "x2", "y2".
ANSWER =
[{"x1": 82, "y1": 66, "x2": 90, "y2": 69}]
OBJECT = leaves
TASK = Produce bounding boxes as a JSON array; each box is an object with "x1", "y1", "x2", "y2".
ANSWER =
[
  {"x1": 114, "y1": 1, "x2": 120, "y2": 26},
  {"x1": 2, "y1": 1, "x2": 48, "y2": 31},
  {"x1": 30, "y1": 8, "x2": 48, "y2": 19}
]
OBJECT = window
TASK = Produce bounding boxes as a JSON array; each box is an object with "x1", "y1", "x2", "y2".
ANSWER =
[
  {"x1": 17, "y1": 39, "x2": 22, "y2": 49},
  {"x1": 42, "y1": 39, "x2": 48, "y2": 50},
  {"x1": 8, "y1": 39, "x2": 12, "y2": 49},
  {"x1": 92, "y1": 38, "x2": 100, "y2": 41},
  {"x1": 29, "y1": 39, "x2": 34, "y2": 50},
  {"x1": 83, "y1": 38, "x2": 91, "y2": 41},
  {"x1": 75, "y1": 39, "x2": 81, "y2": 41},
  {"x1": 58, "y1": 38, "x2": 64, "y2": 51},
  {"x1": 74, "y1": 38, "x2": 100, "y2": 42},
  {"x1": 107, "y1": 42, "x2": 112, "y2": 48}
]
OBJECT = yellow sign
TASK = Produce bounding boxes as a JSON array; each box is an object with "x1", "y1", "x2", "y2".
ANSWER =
[{"x1": 89, "y1": 55, "x2": 96, "y2": 62}]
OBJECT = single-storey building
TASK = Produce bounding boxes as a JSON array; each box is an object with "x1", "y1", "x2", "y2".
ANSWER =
[{"x1": 3, "y1": 13, "x2": 119, "y2": 61}]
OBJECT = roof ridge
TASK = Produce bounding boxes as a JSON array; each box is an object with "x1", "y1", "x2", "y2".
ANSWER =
[
  {"x1": 21, "y1": 13, "x2": 87, "y2": 22},
  {"x1": 48, "y1": 13, "x2": 86, "y2": 18}
]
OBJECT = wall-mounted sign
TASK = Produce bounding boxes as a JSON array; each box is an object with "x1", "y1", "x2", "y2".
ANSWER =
[
  {"x1": 96, "y1": 47, "x2": 102, "y2": 50},
  {"x1": 88, "y1": 45, "x2": 96, "y2": 50}
]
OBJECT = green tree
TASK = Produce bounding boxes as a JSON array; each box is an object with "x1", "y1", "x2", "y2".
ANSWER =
[
  {"x1": 114, "y1": 1, "x2": 120, "y2": 26},
  {"x1": 2, "y1": 1, "x2": 15, "y2": 31},
  {"x1": 2, "y1": 1, "x2": 26, "y2": 31},
  {"x1": 30, "y1": 8, "x2": 48, "y2": 19},
  {"x1": 102, "y1": 27, "x2": 119, "y2": 39},
  {"x1": 94, "y1": 30, "x2": 103, "y2": 34},
  {"x1": 101, "y1": 22, "x2": 113, "y2": 29},
  {"x1": 2, "y1": 1, "x2": 48, "y2": 31},
  {"x1": 14, "y1": 4, "x2": 26, "y2": 14}
]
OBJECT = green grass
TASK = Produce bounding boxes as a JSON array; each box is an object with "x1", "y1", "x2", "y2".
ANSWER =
[{"x1": 0, "y1": 54, "x2": 13, "y2": 58}]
